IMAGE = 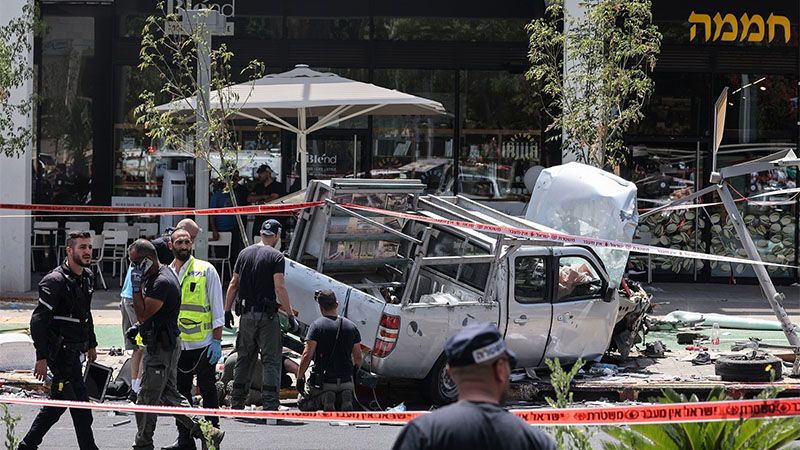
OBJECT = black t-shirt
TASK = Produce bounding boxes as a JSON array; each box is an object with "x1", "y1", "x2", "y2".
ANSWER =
[
  {"x1": 392, "y1": 401, "x2": 555, "y2": 450},
  {"x1": 252, "y1": 180, "x2": 286, "y2": 227},
  {"x1": 152, "y1": 236, "x2": 174, "y2": 265},
  {"x1": 141, "y1": 265, "x2": 181, "y2": 339},
  {"x1": 233, "y1": 244, "x2": 285, "y2": 305},
  {"x1": 305, "y1": 315, "x2": 361, "y2": 380}
]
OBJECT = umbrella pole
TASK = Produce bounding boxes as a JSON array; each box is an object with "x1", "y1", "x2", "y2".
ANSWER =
[{"x1": 299, "y1": 108, "x2": 308, "y2": 189}]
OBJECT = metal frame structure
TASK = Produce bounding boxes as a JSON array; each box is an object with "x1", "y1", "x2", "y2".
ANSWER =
[{"x1": 642, "y1": 149, "x2": 800, "y2": 375}]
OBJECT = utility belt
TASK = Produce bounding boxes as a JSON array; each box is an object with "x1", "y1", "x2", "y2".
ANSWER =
[
  {"x1": 140, "y1": 324, "x2": 178, "y2": 351},
  {"x1": 48, "y1": 338, "x2": 88, "y2": 360},
  {"x1": 236, "y1": 299, "x2": 279, "y2": 315},
  {"x1": 309, "y1": 370, "x2": 352, "y2": 389}
]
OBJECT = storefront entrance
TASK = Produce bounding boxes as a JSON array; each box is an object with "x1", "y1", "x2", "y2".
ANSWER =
[{"x1": 284, "y1": 130, "x2": 368, "y2": 192}]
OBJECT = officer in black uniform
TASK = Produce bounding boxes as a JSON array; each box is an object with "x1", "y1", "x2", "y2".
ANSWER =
[
  {"x1": 19, "y1": 231, "x2": 99, "y2": 450},
  {"x1": 392, "y1": 323, "x2": 555, "y2": 450}
]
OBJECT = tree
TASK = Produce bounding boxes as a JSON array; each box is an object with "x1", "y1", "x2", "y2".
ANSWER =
[
  {"x1": 526, "y1": 0, "x2": 661, "y2": 168},
  {"x1": 134, "y1": 2, "x2": 265, "y2": 247},
  {"x1": 0, "y1": 1, "x2": 38, "y2": 157}
]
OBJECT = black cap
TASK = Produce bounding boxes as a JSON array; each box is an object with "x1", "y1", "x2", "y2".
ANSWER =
[
  {"x1": 260, "y1": 219, "x2": 282, "y2": 236},
  {"x1": 256, "y1": 164, "x2": 272, "y2": 174},
  {"x1": 314, "y1": 289, "x2": 337, "y2": 309},
  {"x1": 444, "y1": 322, "x2": 517, "y2": 368}
]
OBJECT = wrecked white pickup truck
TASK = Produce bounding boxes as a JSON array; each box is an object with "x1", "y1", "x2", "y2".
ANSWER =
[{"x1": 284, "y1": 166, "x2": 646, "y2": 404}]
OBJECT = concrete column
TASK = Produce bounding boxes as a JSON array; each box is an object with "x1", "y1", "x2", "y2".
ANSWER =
[
  {"x1": 562, "y1": 0, "x2": 586, "y2": 164},
  {"x1": 0, "y1": 0, "x2": 33, "y2": 294}
]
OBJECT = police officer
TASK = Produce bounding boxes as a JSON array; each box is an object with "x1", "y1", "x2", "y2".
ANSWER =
[
  {"x1": 19, "y1": 231, "x2": 99, "y2": 450},
  {"x1": 164, "y1": 228, "x2": 225, "y2": 450},
  {"x1": 296, "y1": 290, "x2": 362, "y2": 411},
  {"x1": 392, "y1": 323, "x2": 555, "y2": 450},
  {"x1": 224, "y1": 219, "x2": 298, "y2": 412},
  {"x1": 127, "y1": 239, "x2": 224, "y2": 450}
]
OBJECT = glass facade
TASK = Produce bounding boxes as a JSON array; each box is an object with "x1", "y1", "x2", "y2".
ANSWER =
[
  {"x1": 36, "y1": 15, "x2": 96, "y2": 205},
  {"x1": 458, "y1": 70, "x2": 540, "y2": 201},
  {"x1": 33, "y1": 0, "x2": 800, "y2": 283}
]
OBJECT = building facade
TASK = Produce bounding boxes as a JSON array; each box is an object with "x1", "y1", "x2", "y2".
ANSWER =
[{"x1": 15, "y1": 0, "x2": 800, "y2": 285}]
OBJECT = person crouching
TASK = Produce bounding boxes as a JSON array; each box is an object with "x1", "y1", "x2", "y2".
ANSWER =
[{"x1": 296, "y1": 289, "x2": 362, "y2": 411}]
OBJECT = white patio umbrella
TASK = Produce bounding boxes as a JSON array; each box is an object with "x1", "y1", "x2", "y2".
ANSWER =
[{"x1": 157, "y1": 64, "x2": 447, "y2": 188}]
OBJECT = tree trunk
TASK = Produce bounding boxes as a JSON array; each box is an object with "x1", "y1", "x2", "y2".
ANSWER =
[{"x1": 225, "y1": 180, "x2": 249, "y2": 249}]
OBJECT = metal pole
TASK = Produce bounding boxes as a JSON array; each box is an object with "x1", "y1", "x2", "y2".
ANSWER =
[
  {"x1": 193, "y1": 11, "x2": 211, "y2": 260},
  {"x1": 718, "y1": 183, "x2": 800, "y2": 373},
  {"x1": 299, "y1": 108, "x2": 308, "y2": 189}
]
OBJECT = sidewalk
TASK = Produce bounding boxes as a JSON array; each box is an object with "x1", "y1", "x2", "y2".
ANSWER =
[
  {"x1": 643, "y1": 282, "x2": 800, "y2": 322},
  {"x1": 3, "y1": 280, "x2": 799, "y2": 337}
]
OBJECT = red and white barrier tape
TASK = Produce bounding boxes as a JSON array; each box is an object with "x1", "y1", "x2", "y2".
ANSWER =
[
  {"x1": 3, "y1": 395, "x2": 800, "y2": 426},
  {"x1": 340, "y1": 203, "x2": 797, "y2": 269},
  {"x1": 0, "y1": 201, "x2": 323, "y2": 217},
  {"x1": 637, "y1": 187, "x2": 800, "y2": 213},
  {"x1": 0, "y1": 199, "x2": 794, "y2": 268}
]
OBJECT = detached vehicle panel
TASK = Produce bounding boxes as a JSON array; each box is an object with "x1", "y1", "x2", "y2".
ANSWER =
[{"x1": 284, "y1": 178, "x2": 628, "y2": 403}]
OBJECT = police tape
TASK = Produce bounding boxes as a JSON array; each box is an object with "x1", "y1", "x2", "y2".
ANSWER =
[
  {"x1": 637, "y1": 187, "x2": 800, "y2": 213},
  {"x1": 0, "y1": 199, "x2": 795, "y2": 269},
  {"x1": 4, "y1": 395, "x2": 800, "y2": 426},
  {"x1": 0, "y1": 201, "x2": 323, "y2": 217},
  {"x1": 340, "y1": 203, "x2": 797, "y2": 269}
]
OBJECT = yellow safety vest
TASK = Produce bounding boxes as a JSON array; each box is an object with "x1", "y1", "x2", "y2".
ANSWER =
[{"x1": 177, "y1": 257, "x2": 214, "y2": 343}]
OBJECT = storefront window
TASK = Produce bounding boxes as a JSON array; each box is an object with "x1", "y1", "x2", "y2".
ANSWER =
[
  {"x1": 37, "y1": 16, "x2": 96, "y2": 205},
  {"x1": 373, "y1": 17, "x2": 529, "y2": 42},
  {"x1": 719, "y1": 74, "x2": 797, "y2": 143},
  {"x1": 631, "y1": 145, "x2": 704, "y2": 278},
  {"x1": 631, "y1": 73, "x2": 707, "y2": 137},
  {"x1": 372, "y1": 69, "x2": 456, "y2": 194},
  {"x1": 458, "y1": 70, "x2": 540, "y2": 201},
  {"x1": 286, "y1": 17, "x2": 369, "y2": 40},
  {"x1": 233, "y1": 15, "x2": 282, "y2": 39},
  {"x1": 708, "y1": 150, "x2": 796, "y2": 279}
]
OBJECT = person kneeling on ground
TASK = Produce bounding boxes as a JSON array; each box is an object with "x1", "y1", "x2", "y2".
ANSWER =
[{"x1": 296, "y1": 289, "x2": 362, "y2": 411}]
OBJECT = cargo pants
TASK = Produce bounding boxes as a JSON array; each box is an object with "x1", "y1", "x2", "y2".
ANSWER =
[
  {"x1": 18, "y1": 348, "x2": 99, "y2": 450},
  {"x1": 230, "y1": 311, "x2": 282, "y2": 410},
  {"x1": 297, "y1": 379, "x2": 355, "y2": 412},
  {"x1": 133, "y1": 343, "x2": 198, "y2": 450}
]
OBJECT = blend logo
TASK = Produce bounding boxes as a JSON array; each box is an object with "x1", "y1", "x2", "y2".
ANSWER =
[
  {"x1": 169, "y1": 0, "x2": 236, "y2": 18},
  {"x1": 308, "y1": 153, "x2": 338, "y2": 165},
  {"x1": 688, "y1": 11, "x2": 790, "y2": 43}
]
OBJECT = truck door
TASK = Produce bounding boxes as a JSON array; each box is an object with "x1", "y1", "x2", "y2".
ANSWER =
[
  {"x1": 546, "y1": 248, "x2": 617, "y2": 363},
  {"x1": 504, "y1": 248, "x2": 552, "y2": 368}
]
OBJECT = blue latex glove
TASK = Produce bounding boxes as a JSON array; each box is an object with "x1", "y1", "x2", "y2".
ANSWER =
[
  {"x1": 121, "y1": 265, "x2": 133, "y2": 300},
  {"x1": 206, "y1": 339, "x2": 222, "y2": 364}
]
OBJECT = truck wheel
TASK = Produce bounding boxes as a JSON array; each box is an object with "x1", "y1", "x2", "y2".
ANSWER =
[
  {"x1": 423, "y1": 356, "x2": 458, "y2": 405},
  {"x1": 715, "y1": 354, "x2": 782, "y2": 382}
]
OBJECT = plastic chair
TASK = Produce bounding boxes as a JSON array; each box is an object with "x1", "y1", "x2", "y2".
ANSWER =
[
  {"x1": 103, "y1": 230, "x2": 129, "y2": 281},
  {"x1": 208, "y1": 232, "x2": 232, "y2": 280},
  {"x1": 134, "y1": 222, "x2": 159, "y2": 239},
  {"x1": 90, "y1": 234, "x2": 107, "y2": 290},
  {"x1": 31, "y1": 221, "x2": 59, "y2": 271}
]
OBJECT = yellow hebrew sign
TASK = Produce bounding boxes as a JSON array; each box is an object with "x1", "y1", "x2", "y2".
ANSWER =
[{"x1": 689, "y1": 11, "x2": 790, "y2": 43}]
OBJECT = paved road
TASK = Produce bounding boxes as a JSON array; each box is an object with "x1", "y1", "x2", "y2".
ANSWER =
[{"x1": 6, "y1": 404, "x2": 406, "y2": 450}]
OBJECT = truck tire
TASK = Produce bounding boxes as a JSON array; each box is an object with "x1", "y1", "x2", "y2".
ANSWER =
[
  {"x1": 423, "y1": 355, "x2": 458, "y2": 405},
  {"x1": 715, "y1": 354, "x2": 782, "y2": 382}
]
